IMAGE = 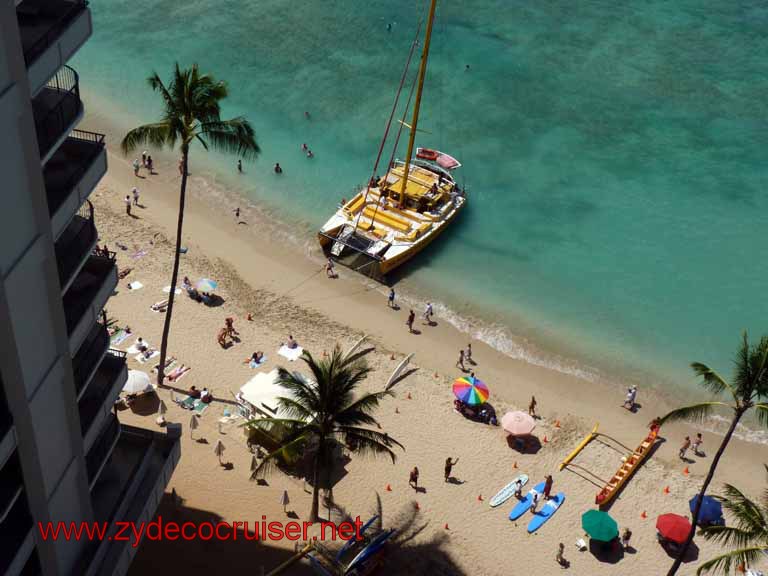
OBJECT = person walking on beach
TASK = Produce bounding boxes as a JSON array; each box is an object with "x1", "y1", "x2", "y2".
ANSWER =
[
  {"x1": 456, "y1": 349, "x2": 465, "y2": 371},
  {"x1": 528, "y1": 395, "x2": 537, "y2": 417},
  {"x1": 679, "y1": 436, "x2": 691, "y2": 459},
  {"x1": 621, "y1": 527, "x2": 632, "y2": 550},
  {"x1": 132, "y1": 187, "x2": 140, "y2": 206},
  {"x1": 556, "y1": 543, "x2": 568, "y2": 568},
  {"x1": 444, "y1": 457, "x2": 459, "y2": 482},
  {"x1": 133, "y1": 158, "x2": 141, "y2": 176},
  {"x1": 237, "y1": 159, "x2": 242, "y2": 173},
  {"x1": 146, "y1": 155, "x2": 153, "y2": 174},
  {"x1": 387, "y1": 288, "x2": 395, "y2": 308},
  {"x1": 409, "y1": 466, "x2": 419, "y2": 490},
  {"x1": 692, "y1": 433, "x2": 704, "y2": 456},
  {"x1": 141, "y1": 151, "x2": 147, "y2": 167},
  {"x1": 466, "y1": 343, "x2": 474, "y2": 365},
  {"x1": 124, "y1": 195, "x2": 132, "y2": 216},
  {"x1": 406, "y1": 310, "x2": 415, "y2": 333},
  {"x1": 234, "y1": 207, "x2": 240, "y2": 220},
  {"x1": 325, "y1": 258, "x2": 336, "y2": 279},
  {"x1": 623, "y1": 385, "x2": 638, "y2": 411},
  {"x1": 543, "y1": 474, "x2": 553, "y2": 500},
  {"x1": 423, "y1": 302, "x2": 433, "y2": 324}
]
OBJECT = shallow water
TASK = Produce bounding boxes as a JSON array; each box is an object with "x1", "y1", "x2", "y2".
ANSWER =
[{"x1": 75, "y1": 0, "x2": 768, "y2": 394}]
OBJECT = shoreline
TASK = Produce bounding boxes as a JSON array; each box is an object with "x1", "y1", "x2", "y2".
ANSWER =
[{"x1": 78, "y1": 95, "x2": 768, "y2": 446}]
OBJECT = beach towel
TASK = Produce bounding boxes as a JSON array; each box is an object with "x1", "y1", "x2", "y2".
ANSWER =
[
  {"x1": 110, "y1": 330, "x2": 130, "y2": 346},
  {"x1": 136, "y1": 350, "x2": 160, "y2": 363},
  {"x1": 193, "y1": 400, "x2": 209, "y2": 415},
  {"x1": 178, "y1": 396, "x2": 196, "y2": 410},
  {"x1": 130, "y1": 249, "x2": 148, "y2": 260},
  {"x1": 127, "y1": 281, "x2": 144, "y2": 291},
  {"x1": 162, "y1": 286, "x2": 182, "y2": 295},
  {"x1": 249, "y1": 355, "x2": 268, "y2": 368},
  {"x1": 127, "y1": 339, "x2": 151, "y2": 355},
  {"x1": 278, "y1": 345, "x2": 303, "y2": 362}
]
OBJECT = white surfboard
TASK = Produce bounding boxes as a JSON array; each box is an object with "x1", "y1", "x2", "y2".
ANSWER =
[
  {"x1": 386, "y1": 353, "x2": 414, "y2": 389},
  {"x1": 490, "y1": 474, "x2": 529, "y2": 508},
  {"x1": 341, "y1": 334, "x2": 368, "y2": 363}
]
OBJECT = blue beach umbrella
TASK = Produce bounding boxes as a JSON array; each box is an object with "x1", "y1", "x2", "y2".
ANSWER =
[
  {"x1": 689, "y1": 494, "x2": 723, "y2": 524},
  {"x1": 196, "y1": 278, "x2": 218, "y2": 292}
]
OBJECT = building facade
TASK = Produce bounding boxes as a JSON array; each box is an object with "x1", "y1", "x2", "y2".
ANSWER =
[{"x1": 0, "y1": 2, "x2": 180, "y2": 574}]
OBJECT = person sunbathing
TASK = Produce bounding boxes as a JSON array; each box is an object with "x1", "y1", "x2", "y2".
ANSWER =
[
  {"x1": 151, "y1": 300, "x2": 168, "y2": 311},
  {"x1": 286, "y1": 335, "x2": 299, "y2": 349},
  {"x1": 244, "y1": 351, "x2": 264, "y2": 365},
  {"x1": 200, "y1": 388, "x2": 213, "y2": 404},
  {"x1": 167, "y1": 365, "x2": 190, "y2": 382},
  {"x1": 225, "y1": 317, "x2": 239, "y2": 337},
  {"x1": 136, "y1": 338, "x2": 148, "y2": 352}
]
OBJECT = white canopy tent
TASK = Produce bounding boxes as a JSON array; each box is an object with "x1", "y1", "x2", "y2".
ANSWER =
[{"x1": 237, "y1": 369, "x2": 307, "y2": 420}]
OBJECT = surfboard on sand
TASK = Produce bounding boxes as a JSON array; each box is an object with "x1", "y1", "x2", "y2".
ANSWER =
[
  {"x1": 386, "y1": 353, "x2": 414, "y2": 389},
  {"x1": 527, "y1": 492, "x2": 566, "y2": 533},
  {"x1": 341, "y1": 335, "x2": 368, "y2": 363},
  {"x1": 490, "y1": 474, "x2": 529, "y2": 508},
  {"x1": 509, "y1": 481, "x2": 545, "y2": 521}
]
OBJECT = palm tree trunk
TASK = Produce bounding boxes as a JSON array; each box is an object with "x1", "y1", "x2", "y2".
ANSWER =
[
  {"x1": 310, "y1": 439, "x2": 323, "y2": 522},
  {"x1": 157, "y1": 145, "x2": 189, "y2": 387},
  {"x1": 667, "y1": 409, "x2": 745, "y2": 575}
]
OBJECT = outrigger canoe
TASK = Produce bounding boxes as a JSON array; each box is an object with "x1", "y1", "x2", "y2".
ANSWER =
[{"x1": 595, "y1": 428, "x2": 659, "y2": 506}]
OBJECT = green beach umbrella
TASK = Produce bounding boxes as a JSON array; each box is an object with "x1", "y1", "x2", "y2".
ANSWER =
[{"x1": 581, "y1": 510, "x2": 618, "y2": 542}]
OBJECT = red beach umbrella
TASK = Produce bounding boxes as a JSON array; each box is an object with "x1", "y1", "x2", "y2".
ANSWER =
[{"x1": 656, "y1": 513, "x2": 692, "y2": 544}]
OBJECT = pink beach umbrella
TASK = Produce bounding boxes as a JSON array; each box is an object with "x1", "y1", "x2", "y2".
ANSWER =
[{"x1": 501, "y1": 411, "x2": 536, "y2": 436}]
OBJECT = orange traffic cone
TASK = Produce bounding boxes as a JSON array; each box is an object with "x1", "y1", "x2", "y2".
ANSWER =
[
  {"x1": 407, "y1": 392, "x2": 412, "y2": 400},
  {"x1": 414, "y1": 502, "x2": 420, "y2": 510},
  {"x1": 543, "y1": 435, "x2": 548, "y2": 443},
  {"x1": 433, "y1": 371, "x2": 439, "y2": 378},
  {"x1": 513, "y1": 461, "x2": 518, "y2": 469},
  {"x1": 554, "y1": 420, "x2": 561, "y2": 428},
  {"x1": 641, "y1": 511, "x2": 647, "y2": 519},
  {"x1": 444, "y1": 523, "x2": 449, "y2": 530},
  {"x1": 395, "y1": 407, "x2": 399, "y2": 414},
  {"x1": 663, "y1": 486, "x2": 670, "y2": 494},
  {"x1": 683, "y1": 467, "x2": 689, "y2": 475},
  {"x1": 390, "y1": 352, "x2": 396, "y2": 360},
  {"x1": 477, "y1": 494, "x2": 483, "y2": 502},
  {"x1": 386, "y1": 483, "x2": 392, "y2": 492}
]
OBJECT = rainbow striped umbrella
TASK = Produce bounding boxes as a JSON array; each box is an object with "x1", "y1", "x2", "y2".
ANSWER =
[{"x1": 452, "y1": 376, "x2": 490, "y2": 405}]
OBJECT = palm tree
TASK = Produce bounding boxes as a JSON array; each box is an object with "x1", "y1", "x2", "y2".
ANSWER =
[
  {"x1": 661, "y1": 333, "x2": 768, "y2": 575},
  {"x1": 695, "y1": 469, "x2": 768, "y2": 575},
  {"x1": 121, "y1": 63, "x2": 259, "y2": 386},
  {"x1": 248, "y1": 346, "x2": 403, "y2": 521}
]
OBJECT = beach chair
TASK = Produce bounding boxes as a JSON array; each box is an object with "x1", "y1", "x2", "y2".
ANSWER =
[{"x1": 575, "y1": 539, "x2": 587, "y2": 551}]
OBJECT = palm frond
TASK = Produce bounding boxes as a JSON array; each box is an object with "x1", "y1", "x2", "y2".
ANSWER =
[
  {"x1": 275, "y1": 367, "x2": 321, "y2": 412},
  {"x1": 691, "y1": 362, "x2": 735, "y2": 399},
  {"x1": 659, "y1": 402, "x2": 730, "y2": 425},
  {"x1": 250, "y1": 432, "x2": 309, "y2": 480},
  {"x1": 696, "y1": 546, "x2": 766, "y2": 575},
  {"x1": 147, "y1": 71, "x2": 176, "y2": 114},
  {"x1": 121, "y1": 122, "x2": 173, "y2": 155},
  {"x1": 335, "y1": 390, "x2": 395, "y2": 427},
  {"x1": 716, "y1": 483, "x2": 768, "y2": 536},
  {"x1": 340, "y1": 426, "x2": 403, "y2": 458},
  {"x1": 244, "y1": 416, "x2": 307, "y2": 435},
  {"x1": 755, "y1": 403, "x2": 768, "y2": 429},
  {"x1": 275, "y1": 396, "x2": 316, "y2": 423},
  {"x1": 198, "y1": 117, "x2": 260, "y2": 160},
  {"x1": 699, "y1": 525, "x2": 762, "y2": 549}
]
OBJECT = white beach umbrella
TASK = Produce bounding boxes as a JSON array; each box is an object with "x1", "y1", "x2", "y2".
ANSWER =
[
  {"x1": 280, "y1": 490, "x2": 290, "y2": 513},
  {"x1": 214, "y1": 440, "x2": 226, "y2": 465},
  {"x1": 189, "y1": 414, "x2": 199, "y2": 438},
  {"x1": 123, "y1": 370, "x2": 152, "y2": 395}
]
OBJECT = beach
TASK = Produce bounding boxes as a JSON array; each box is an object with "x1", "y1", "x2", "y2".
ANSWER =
[{"x1": 86, "y1": 112, "x2": 768, "y2": 575}]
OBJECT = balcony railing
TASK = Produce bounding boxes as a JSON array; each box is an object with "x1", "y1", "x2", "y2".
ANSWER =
[
  {"x1": 0, "y1": 482, "x2": 32, "y2": 575},
  {"x1": 55, "y1": 200, "x2": 97, "y2": 293},
  {"x1": 32, "y1": 65, "x2": 82, "y2": 161},
  {"x1": 45, "y1": 129, "x2": 106, "y2": 238},
  {"x1": 78, "y1": 349, "x2": 126, "y2": 451},
  {"x1": 0, "y1": 378, "x2": 10, "y2": 445},
  {"x1": 63, "y1": 253, "x2": 117, "y2": 354},
  {"x1": 72, "y1": 321, "x2": 109, "y2": 400},
  {"x1": 17, "y1": 0, "x2": 89, "y2": 66},
  {"x1": 86, "y1": 415, "x2": 120, "y2": 489}
]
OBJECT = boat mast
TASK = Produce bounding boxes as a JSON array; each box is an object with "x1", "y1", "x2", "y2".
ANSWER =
[{"x1": 398, "y1": 0, "x2": 438, "y2": 208}]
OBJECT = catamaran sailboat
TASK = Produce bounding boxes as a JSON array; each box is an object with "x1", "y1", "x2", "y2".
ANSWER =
[{"x1": 317, "y1": 0, "x2": 466, "y2": 279}]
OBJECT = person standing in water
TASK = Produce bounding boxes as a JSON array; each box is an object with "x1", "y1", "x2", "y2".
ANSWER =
[
  {"x1": 237, "y1": 159, "x2": 242, "y2": 173},
  {"x1": 274, "y1": 162, "x2": 283, "y2": 174}
]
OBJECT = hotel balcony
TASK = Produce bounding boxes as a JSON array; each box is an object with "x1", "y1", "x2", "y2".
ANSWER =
[
  {"x1": 0, "y1": 450, "x2": 35, "y2": 576},
  {"x1": 31, "y1": 65, "x2": 83, "y2": 164},
  {"x1": 0, "y1": 380, "x2": 12, "y2": 474},
  {"x1": 72, "y1": 321, "x2": 109, "y2": 399},
  {"x1": 78, "y1": 350, "x2": 127, "y2": 453},
  {"x1": 16, "y1": 0, "x2": 92, "y2": 95},
  {"x1": 62, "y1": 253, "x2": 117, "y2": 355},
  {"x1": 54, "y1": 200, "x2": 97, "y2": 293},
  {"x1": 86, "y1": 415, "x2": 120, "y2": 490},
  {"x1": 80, "y1": 425, "x2": 181, "y2": 576},
  {"x1": 45, "y1": 130, "x2": 106, "y2": 240}
]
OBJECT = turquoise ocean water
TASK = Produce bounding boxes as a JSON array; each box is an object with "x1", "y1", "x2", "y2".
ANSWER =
[{"x1": 75, "y1": 0, "x2": 768, "y2": 397}]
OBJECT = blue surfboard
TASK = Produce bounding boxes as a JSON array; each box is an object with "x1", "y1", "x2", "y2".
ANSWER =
[
  {"x1": 335, "y1": 515, "x2": 378, "y2": 561},
  {"x1": 509, "y1": 482, "x2": 545, "y2": 521},
  {"x1": 527, "y1": 492, "x2": 565, "y2": 533},
  {"x1": 346, "y1": 529, "x2": 396, "y2": 573}
]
